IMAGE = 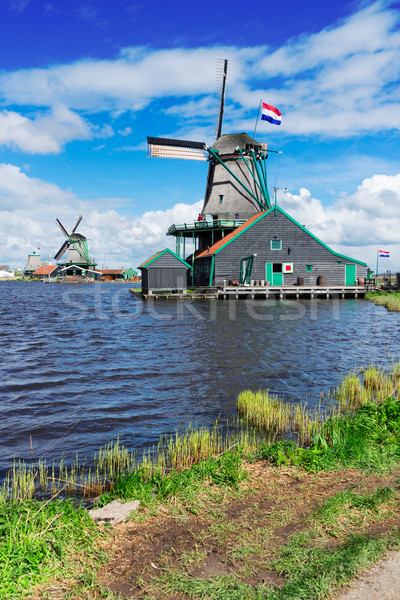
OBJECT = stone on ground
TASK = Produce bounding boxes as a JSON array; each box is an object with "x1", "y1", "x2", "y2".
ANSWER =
[{"x1": 89, "y1": 500, "x2": 140, "y2": 525}]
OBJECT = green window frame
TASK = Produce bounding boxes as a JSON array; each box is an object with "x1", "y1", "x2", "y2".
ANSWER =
[
  {"x1": 270, "y1": 239, "x2": 282, "y2": 250},
  {"x1": 337, "y1": 260, "x2": 343, "y2": 264},
  {"x1": 306, "y1": 265, "x2": 312, "y2": 271}
]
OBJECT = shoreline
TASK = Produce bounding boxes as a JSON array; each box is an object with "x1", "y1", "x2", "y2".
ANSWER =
[{"x1": 1, "y1": 362, "x2": 400, "y2": 599}]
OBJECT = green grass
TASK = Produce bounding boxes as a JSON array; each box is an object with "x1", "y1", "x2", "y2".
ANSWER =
[
  {"x1": 268, "y1": 531, "x2": 400, "y2": 600},
  {"x1": 366, "y1": 291, "x2": 400, "y2": 311},
  {"x1": 238, "y1": 362, "x2": 400, "y2": 445},
  {"x1": 97, "y1": 448, "x2": 246, "y2": 507},
  {"x1": 0, "y1": 424, "x2": 255, "y2": 505},
  {"x1": 0, "y1": 499, "x2": 106, "y2": 599},
  {"x1": 258, "y1": 395, "x2": 400, "y2": 473}
]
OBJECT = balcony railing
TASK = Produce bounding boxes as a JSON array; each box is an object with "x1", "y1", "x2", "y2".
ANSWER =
[{"x1": 167, "y1": 219, "x2": 246, "y2": 235}]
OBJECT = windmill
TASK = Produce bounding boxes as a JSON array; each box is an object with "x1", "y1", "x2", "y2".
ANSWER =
[
  {"x1": 54, "y1": 216, "x2": 95, "y2": 274},
  {"x1": 147, "y1": 59, "x2": 271, "y2": 228}
]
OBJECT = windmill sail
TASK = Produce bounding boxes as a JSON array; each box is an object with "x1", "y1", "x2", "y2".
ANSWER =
[
  {"x1": 146, "y1": 58, "x2": 270, "y2": 223},
  {"x1": 56, "y1": 218, "x2": 69, "y2": 239},
  {"x1": 147, "y1": 137, "x2": 207, "y2": 161},
  {"x1": 215, "y1": 58, "x2": 228, "y2": 140},
  {"x1": 54, "y1": 240, "x2": 70, "y2": 260},
  {"x1": 71, "y1": 215, "x2": 83, "y2": 233}
]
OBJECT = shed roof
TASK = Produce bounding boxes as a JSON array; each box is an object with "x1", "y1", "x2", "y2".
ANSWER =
[
  {"x1": 33, "y1": 265, "x2": 59, "y2": 275},
  {"x1": 98, "y1": 269, "x2": 123, "y2": 275},
  {"x1": 195, "y1": 206, "x2": 367, "y2": 266},
  {"x1": 138, "y1": 248, "x2": 191, "y2": 269}
]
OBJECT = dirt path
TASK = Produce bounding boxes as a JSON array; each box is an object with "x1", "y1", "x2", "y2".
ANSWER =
[
  {"x1": 96, "y1": 464, "x2": 400, "y2": 599},
  {"x1": 332, "y1": 551, "x2": 400, "y2": 600}
]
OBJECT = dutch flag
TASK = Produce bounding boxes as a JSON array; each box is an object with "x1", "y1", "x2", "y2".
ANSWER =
[
  {"x1": 379, "y1": 250, "x2": 390, "y2": 257},
  {"x1": 261, "y1": 102, "x2": 282, "y2": 126}
]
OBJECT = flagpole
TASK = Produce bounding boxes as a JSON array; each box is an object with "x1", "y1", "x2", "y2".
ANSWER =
[
  {"x1": 252, "y1": 100, "x2": 262, "y2": 140},
  {"x1": 376, "y1": 249, "x2": 379, "y2": 288}
]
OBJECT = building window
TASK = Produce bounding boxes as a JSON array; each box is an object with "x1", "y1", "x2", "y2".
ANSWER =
[
  {"x1": 270, "y1": 239, "x2": 282, "y2": 250},
  {"x1": 337, "y1": 260, "x2": 343, "y2": 264},
  {"x1": 219, "y1": 195, "x2": 223, "y2": 204},
  {"x1": 306, "y1": 265, "x2": 312, "y2": 271}
]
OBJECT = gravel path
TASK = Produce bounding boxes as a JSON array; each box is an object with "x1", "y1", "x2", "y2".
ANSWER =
[{"x1": 333, "y1": 551, "x2": 400, "y2": 600}]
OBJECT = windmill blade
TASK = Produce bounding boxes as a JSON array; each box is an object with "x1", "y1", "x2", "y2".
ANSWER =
[
  {"x1": 56, "y1": 219, "x2": 70, "y2": 238},
  {"x1": 71, "y1": 215, "x2": 83, "y2": 234},
  {"x1": 214, "y1": 58, "x2": 228, "y2": 140},
  {"x1": 54, "y1": 240, "x2": 69, "y2": 260},
  {"x1": 147, "y1": 137, "x2": 207, "y2": 161}
]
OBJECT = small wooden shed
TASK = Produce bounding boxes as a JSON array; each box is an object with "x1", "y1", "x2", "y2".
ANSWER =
[{"x1": 139, "y1": 249, "x2": 190, "y2": 294}]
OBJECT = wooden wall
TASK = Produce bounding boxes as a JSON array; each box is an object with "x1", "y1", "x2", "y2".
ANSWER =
[
  {"x1": 194, "y1": 210, "x2": 367, "y2": 286},
  {"x1": 141, "y1": 252, "x2": 188, "y2": 291}
]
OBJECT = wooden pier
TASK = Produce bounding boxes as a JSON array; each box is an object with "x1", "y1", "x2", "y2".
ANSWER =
[{"x1": 130, "y1": 285, "x2": 373, "y2": 301}]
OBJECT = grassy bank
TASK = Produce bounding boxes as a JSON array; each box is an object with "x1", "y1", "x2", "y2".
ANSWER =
[
  {"x1": 3, "y1": 363, "x2": 398, "y2": 504},
  {"x1": 366, "y1": 291, "x2": 400, "y2": 311},
  {"x1": 2, "y1": 362, "x2": 400, "y2": 598}
]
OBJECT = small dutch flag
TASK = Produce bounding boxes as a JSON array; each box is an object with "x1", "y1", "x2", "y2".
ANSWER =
[
  {"x1": 379, "y1": 250, "x2": 390, "y2": 258},
  {"x1": 261, "y1": 102, "x2": 282, "y2": 126}
]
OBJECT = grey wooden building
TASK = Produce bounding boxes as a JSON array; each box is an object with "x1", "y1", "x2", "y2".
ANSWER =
[
  {"x1": 139, "y1": 249, "x2": 190, "y2": 293},
  {"x1": 193, "y1": 206, "x2": 367, "y2": 287}
]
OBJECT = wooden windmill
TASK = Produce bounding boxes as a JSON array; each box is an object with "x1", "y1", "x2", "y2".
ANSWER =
[
  {"x1": 147, "y1": 59, "x2": 271, "y2": 258},
  {"x1": 54, "y1": 215, "x2": 97, "y2": 275}
]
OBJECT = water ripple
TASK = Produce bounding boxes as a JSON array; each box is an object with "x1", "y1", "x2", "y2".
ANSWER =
[{"x1": 0, "y1": 281, "x2": 399, "y2": 473}]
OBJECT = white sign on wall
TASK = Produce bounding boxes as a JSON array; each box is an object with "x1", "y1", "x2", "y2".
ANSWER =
[{"x1": 282, "y1": 263, "x2": 293, "y2": 273}]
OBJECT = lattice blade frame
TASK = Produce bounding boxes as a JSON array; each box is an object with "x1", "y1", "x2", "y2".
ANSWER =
[{"x1": 147, "y1": 137, "x2": 207, "y2": 161}]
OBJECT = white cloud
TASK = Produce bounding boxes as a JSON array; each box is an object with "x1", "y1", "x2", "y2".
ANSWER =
[
  {"x1": 279, "y1": 173, "x2": 400, "y2": 269},
  {"x1": 0, "y1": 1, "x2": 397, "y2": 147},
  {"x1": 0, "y1": 162, "x2": 202, "y2": 268},
  {"x1": 0, "y1": 163, "x2": 75, "y2": 208},
  {"x1": 0, "y1": 105, "x2": 112, "y2": 154}
]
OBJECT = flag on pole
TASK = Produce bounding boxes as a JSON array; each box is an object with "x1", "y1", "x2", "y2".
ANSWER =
[
  {"x1": 379, "y1": 250, "x2": 390, "y2": 257},
  {"x1": 261, "y1": 102, "x2": 282, "y2": 126}
]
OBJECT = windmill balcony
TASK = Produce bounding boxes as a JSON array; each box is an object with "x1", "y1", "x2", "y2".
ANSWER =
[{"x1": 167, "y1": 218, "x2": 246, "y2": 236}]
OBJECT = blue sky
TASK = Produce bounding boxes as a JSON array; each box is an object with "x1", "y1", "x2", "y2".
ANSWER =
[{"x1": 0, "y1": 0, "x2": 399, "y2": 271}]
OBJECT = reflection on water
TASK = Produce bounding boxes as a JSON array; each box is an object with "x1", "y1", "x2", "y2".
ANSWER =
[{"x1": 0, "y1": 281, "x2": 399, "y2": 474}]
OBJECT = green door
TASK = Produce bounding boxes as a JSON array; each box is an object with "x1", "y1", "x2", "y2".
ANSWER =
[
  {"x1": 345, "y1": 264, "x2": 356, "y2": 285},
  {"x1": 266, "y1": 263, "x2": 283, "y2": 286},
  {"x1": 266, "y1": 263, "x2": 272, "y2": 285}
]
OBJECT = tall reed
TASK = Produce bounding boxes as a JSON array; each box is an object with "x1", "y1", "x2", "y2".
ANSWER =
[
  {"x1": 2, "y1": 362, "x2": 399, "y2": 504},
  {"x1": 237, "y1": 362, "x2": 400, "y2": 445}
]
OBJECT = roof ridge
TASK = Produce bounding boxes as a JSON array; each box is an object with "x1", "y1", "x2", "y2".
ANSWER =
[{"x1": 196, "y1": 210, "x2": 269, "y2": 258}]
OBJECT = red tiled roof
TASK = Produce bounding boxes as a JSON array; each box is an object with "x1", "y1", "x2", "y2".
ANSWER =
[
  {"x1": 138, "y1": 251, "x2": 162, "y2": 269},
  {"x1": 33, "y1": 265, "x2": 58, "y2": 275},
  {"x1": 98, "y1": 269, "x2": 123, "y2": 274},
  {"x1": 196, "y1": 211, "x2": 268, "y2": 258}
]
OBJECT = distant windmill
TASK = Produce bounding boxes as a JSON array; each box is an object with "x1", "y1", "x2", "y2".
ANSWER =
[
  {"x1": 54, "y1": 215, "x2": 91, "y2": 266},
  {"x1": 147, "y1": 59, "x2": 271, "y2": 224}
]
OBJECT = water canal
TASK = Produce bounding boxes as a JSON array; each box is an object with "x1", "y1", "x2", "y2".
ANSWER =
[{"x1": 0, "y1": 281, "x2": 399, "y2": 476}]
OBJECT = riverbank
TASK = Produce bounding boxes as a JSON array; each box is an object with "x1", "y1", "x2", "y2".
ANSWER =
[
  {"x1": 366, "y1": 291, "x2": 400, "y2": 312},
  {"x1": 2, "y1": 364, "x2": 400, "y2": 599}
]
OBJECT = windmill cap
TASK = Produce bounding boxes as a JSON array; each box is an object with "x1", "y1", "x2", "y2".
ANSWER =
[{"x1": 211, "y1": 133, "x2": 265, "y2": 154}]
